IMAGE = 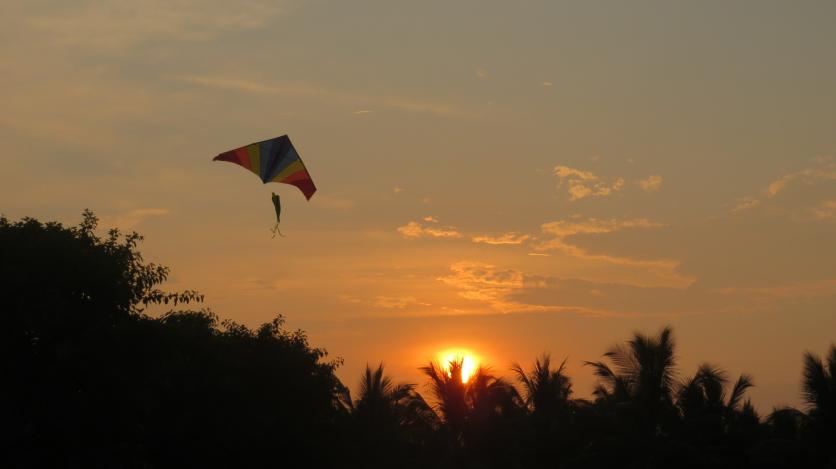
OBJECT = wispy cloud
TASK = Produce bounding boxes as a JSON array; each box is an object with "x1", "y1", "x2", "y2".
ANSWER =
[
  {"x1": 716, "y1": 278, "x2": 836, "y2": 301},
  {"x1": 439, "y1": 261, "x2": 524, "y2": 303},
  {"x1": 639, "y1": 175, "x2": 663, "y2": 193},
  {"x1": 768, "y1": 161, "x2": 836, "y2": 197},
  {"x1": 437, "y1": 261, "x2": 604, "y2": 315},
  {"x1": 732, "y1": 157, "x2": 836, "y2": 213},
  {"x1": 311, "y1": 195, "x2": 355, "y2": 212},
  {"x1": 472, "y1": 232, "x2": 531, "y2": 245},
  {"x1": 397, "y1": 221, "x2": 462, "y2": 239},
  {"x1": 341, "y1": 294, "x2": 426, "y2": 309},
  {"x1": 540, "y1": 217, "x2": 663, "y2": 238},
  {"x1": 29, "y1": 0, "x2": 284, "y2": 51},
  {"x1": 535, "y1": 217, "x2": 692, "y2": 287},
  {"x1": 101, "y1": 208, "x2": 169, "y2": 230},
  {"x1": 553, "y1": 165, "x2": 624, "y2": 201},
  {"x1": 179, "y1": 75, "x2": 470, "y2": 117},
  {"x1": 731, "y1": 196, "x2": 761, "y2": 213},
  {"x1": 811, "y1": 200, "x2": 836, "y2": 220}
]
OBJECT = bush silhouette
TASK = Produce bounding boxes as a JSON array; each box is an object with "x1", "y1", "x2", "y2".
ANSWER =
[
  {"x1": 3, "y1": 212, "x2": 343, "y2": 467},
  {"x1": 3, "y1": 212, "x2": 834, "y2": 468}
]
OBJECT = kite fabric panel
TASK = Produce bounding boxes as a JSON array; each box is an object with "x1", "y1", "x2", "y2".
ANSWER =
[{"x1": 213, "y1": 135, "x2": 317, "y2": 200}]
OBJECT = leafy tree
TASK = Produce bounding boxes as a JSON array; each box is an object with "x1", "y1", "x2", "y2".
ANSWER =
[{"x1": 2, "y1": 212, "x2": 343, "y2": 468}]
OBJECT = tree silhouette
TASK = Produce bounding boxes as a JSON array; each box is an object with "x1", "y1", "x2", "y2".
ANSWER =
[
  {"x1": 513, "y1": 355, "x2": 576, "y2": 468},
  {"x1": 802, "y1": 345, "x2": 836, "y2": 466},
  {"x1": 4, "y1": 211, "x2": 835, "y2": 468},
  {"x1": 676, "y1": 364, "x2": 757, "y2": 466},
  {"x1": 3, "y1": 212, "x2": 343, "y2": 467},
  {"x1": 583, "y1": 326, "x2": 681, "y2": 467},
  {"x1": 421, "y1": 359, "x2": 526, "y2": 467},
  {"x1": 586, "y1": 326, "x2": 678, "y2": 432},
  {"x1": 339, "y1": 364, "x2": 438, "y2": 468}
]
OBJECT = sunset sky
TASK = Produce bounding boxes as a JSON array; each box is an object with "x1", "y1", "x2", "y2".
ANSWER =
[{"x1": 3, "y1": 0, "x2": 835, "y2": 409}]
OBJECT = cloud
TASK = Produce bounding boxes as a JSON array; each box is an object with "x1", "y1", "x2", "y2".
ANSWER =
[
  {"x1": 392, "y1": 186, "x2": 404, "y2": 194},
  {"x1": 535, "y1": 217, "x2": 692, "y2": 287},
  {"x1": 438, "y1": 261, "x2": 539, "y2": 312},
  {"x1": 472, "y1": 232, "x2": 531, "y2": 245},
  {"x1": 179, "y1": 75, "x2": 469, "y2": 117},
  {"x1": 397, "y1": 221, "x2": 462, "y2": 239},
  {"x1": 353, "y1": 110, "x2": 374, "y2": 115},
  {"x1": 540, "y1": 217, "x2": 663, "y2": 238},
  {"x1": 715, "y1": 278, "x2": 836, "y2": 301},
  {"x1": 553, "y1": 165, "x2": 624, "y2": 201},
  {"x1": 731, "y1": 196, "x2": 761, "y2": 213},
  {"x1": 732, "y1": 157, "x2": 836, "y2": 213},
  {"x1": 811, "y1": 200, "x2": 836, "y2": 220},
  {"x1": 373, "y1": 296, "x2": 420, "y2": 309},
  {"x1": 311, "y1": 195, "x2": 355, "y2": 212},
  {"x1": 768, "y1": 163, "x2": 836, "y2": 197},
  {"x1": 423, "y1": 216, "x2": 439, "y2": 223},
  {"x1": 476, "y1": 69, "x2": 487, "y2": 79},
  {"x1": 28, "y1": 0, "x2": 284, "y2": 51},
  {"x1": 541, "y1": 81, "x2": 553, "y2": 87},
  {"x1": 437, "y1": 262, "x2": 610, "y2": 315},
  {"x1": 101, "y1": 208, "x2": 169, "y2": 230},
  {"x1": 639, "y1": 175, "x2": 663, "y2": 193}
]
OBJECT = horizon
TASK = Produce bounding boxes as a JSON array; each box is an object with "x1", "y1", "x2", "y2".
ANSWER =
[{"x1": 3, "y1": 0, "x2": 836, "y2": 413}]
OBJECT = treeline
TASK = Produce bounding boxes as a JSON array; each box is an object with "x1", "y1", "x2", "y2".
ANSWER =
[{"x1": 2, "y1": 213, "x2": 834, "y2": 468}]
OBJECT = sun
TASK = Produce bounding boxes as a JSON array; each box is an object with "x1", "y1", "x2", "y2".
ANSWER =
[{"x1": 438, "y1": 349, "x2": 480, "y2": 383}]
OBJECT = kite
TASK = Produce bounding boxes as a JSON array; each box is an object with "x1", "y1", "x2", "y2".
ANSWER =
[{"x1": 213, "y1": 135, "x2": 316, "y2": 237}]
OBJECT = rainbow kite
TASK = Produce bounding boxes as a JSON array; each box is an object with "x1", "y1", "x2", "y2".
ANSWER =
[{"x1": 214, "y1": 135, "x2": 316, "y2": 236}]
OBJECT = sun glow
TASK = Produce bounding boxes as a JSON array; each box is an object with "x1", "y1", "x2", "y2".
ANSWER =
[{"x1": 438, "y1": 349, "x2": 480, "y2": 383}]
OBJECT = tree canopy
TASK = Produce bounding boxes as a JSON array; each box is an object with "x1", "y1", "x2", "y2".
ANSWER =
[{"x1": 2, "y1": 212, "x2": 834, "y2": 468}]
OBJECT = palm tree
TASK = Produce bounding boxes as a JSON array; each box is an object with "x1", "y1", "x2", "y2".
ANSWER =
[
  {"x1": 512, "y1": 354, "x2": 573, "y2": 416},
  {"x1": 420, "y1": 359, "x2": 469, "y2": 438},
  {"x1": 585, "y1": 326, "x2": 678, "y2": 434},
  {"x1": 802, "y1": 346, "x2": 836, "y2": 464},
  {"x1": 802, "y1": 346, "x2": 835, "y2": 427},
  {"x1": 513, "y1": 354, "x2": 576, "y2": 467},
  {"x1": 677, "y1": 364, "x2": 754, "y2": 419},
  {"x1": 676, "y1": 363, "x2": 757, "y2": 458},
  {"x1": 339, "y1": 364, "x2": 439, "y2": 468},
  {"x1": 421, "y1": 358, "x2": 524, "y2": 466},
  {"x1": 340, "y1": 363, "x2": 436, "y2": 430}
]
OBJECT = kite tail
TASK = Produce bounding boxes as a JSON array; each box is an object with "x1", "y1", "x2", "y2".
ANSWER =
[{"x1": 271, "y1": 223, "x2": 284, "y2": 238}]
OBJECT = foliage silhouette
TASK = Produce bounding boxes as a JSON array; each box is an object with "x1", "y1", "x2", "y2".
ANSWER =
[
  {"x1": 3, "y1": 212, "x2": 835, "y2": 469},
  {"x1": 338, "y1": 364, "x2": 439, "y2": 468},
  {"x1": 3, "y1": 213, "x2": 343, "y2": 468}
]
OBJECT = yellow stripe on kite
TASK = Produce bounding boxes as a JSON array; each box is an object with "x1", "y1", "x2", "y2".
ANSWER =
[
  {"x1": 247, "y1": 143, "x2": 261, "y2": 176},
  {"x1": 271, "y1": 160, "x2": 305, "y2": 182}
]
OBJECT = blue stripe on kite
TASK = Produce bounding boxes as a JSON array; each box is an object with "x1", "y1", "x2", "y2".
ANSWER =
[
  {"x1": 265, "y1": 137, "x2": 295, "y2": 181},
  {"x1": 269, "y1": 146, "x2": 302, "y2": 180},
  {"x1": 259, "y1": 139, "x2": 276, "y2": 182},
  {"x1": 263, "y1": 137, "x2": 287, "y2": 182}
]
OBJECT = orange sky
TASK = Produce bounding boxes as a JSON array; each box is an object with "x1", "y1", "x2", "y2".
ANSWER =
[{"x1": 2, "y1": 1, "x2": 835, "y2": 410}]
